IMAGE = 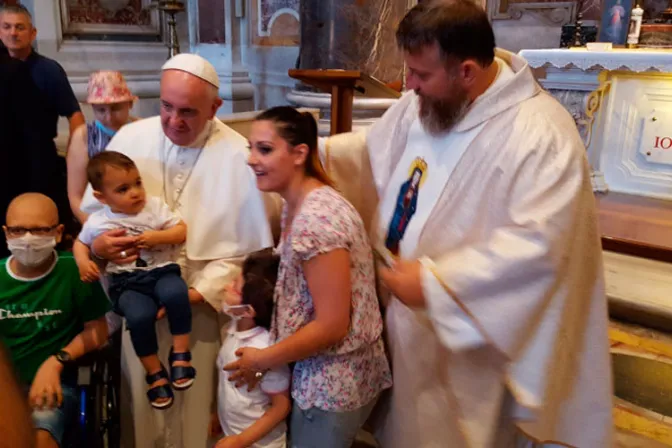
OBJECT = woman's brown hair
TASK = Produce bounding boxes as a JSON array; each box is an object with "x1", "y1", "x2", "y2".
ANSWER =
[{"x1": 255, "y1": 106, "x2": 335, "y2": 188}]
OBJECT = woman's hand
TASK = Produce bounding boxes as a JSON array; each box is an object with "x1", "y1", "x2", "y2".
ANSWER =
[
  {"x1": 231, "y1": 347, "x2": 265, "y2": 371},
  {"x1": 215, "y1": 435, "x2": 246, "y2": 448},
  {"x1": 223, "y1": 347, "x2": 267, "y2": 391}
]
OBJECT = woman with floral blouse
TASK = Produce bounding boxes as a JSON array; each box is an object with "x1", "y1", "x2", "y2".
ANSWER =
[{"x1": 224, "y1": 106, "x2": 391, "y2": 448}]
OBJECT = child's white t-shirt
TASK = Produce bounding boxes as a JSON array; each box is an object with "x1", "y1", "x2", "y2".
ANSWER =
[
  {"x1": 217, "y1": 323, "x2": 290, "y2": 448},
  {"x1": 78, "y1": 196, "x2": 181, "y2": 274}
]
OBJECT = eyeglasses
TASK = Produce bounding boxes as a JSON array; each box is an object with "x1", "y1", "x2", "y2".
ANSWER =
[{"x1": 5, "y1": 225, "x2": 59, "y2": 238}]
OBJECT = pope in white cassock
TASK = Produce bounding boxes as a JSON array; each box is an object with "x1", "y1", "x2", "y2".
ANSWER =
[
  {"x1": 81, "y1": 54, "x2": 273, "y2": 447},
  {"x1": 320, "y1": 2, "x2": 612, "y2": 447}
]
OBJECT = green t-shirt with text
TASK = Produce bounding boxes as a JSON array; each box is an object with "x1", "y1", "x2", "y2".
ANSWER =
[{"x1": 0, "y1": 251, "x2": 111, "y2": 385}]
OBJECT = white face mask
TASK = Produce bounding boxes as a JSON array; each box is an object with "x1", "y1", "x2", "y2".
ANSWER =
[
  {"x1": 222, "y1": 303, "x2": 254, "y2": 321},
  {"x1": 7, "y1": 233, "x2": 57, "y2": 267}
]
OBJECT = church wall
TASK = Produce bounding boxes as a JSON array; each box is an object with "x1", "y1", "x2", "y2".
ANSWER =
[
  {"x1": 242, "y1": 0, "x2": 300, "y2": 109},
  {"x1": 18, "y1": 0, "x2": 191, "y2": 151},
  {"x1": 23, "y1": 0, "x2": 609, "y2": 149}
]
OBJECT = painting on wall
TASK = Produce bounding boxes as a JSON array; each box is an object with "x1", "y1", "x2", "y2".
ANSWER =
[
  {"x1": 59, "y1": 0, "x2": 161, "y2": 40},
  {"x1": 250, "y1": 0, "x2": 299, "y2": 46},
  {"x1": 598, "y1": 0, "x2": 633, "y2": 44}
]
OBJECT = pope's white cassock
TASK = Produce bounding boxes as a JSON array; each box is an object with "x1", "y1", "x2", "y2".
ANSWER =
[
  {"x1": 319, "y1": 49, "x2": 613, "y2": 447},
  {"x1": 81, "y1": 116, "x2": 273, "y2": 447}
]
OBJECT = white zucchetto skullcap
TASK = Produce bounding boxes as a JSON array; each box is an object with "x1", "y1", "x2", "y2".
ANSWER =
[{"x1": 162, "y1": 53, "x2": 220, "y2": 89}]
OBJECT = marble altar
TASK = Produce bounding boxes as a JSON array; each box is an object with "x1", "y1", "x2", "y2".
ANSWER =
[{"x1": 520, "y1": 48, "x2": 672, "y2": 196}]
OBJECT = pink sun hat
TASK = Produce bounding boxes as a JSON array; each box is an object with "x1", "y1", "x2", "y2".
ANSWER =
[{"x1": 86, "y1": 70, "x2": 137, "y2": 104}]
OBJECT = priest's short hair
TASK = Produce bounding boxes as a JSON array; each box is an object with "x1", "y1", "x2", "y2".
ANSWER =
[{"x1": 396, "y1": 0, "x2": 495, "y2": 68}]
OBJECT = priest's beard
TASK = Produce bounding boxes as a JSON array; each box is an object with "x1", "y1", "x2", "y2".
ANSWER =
[{"x1": 417, "y1": 86, "x2": 470, "y2": 136}]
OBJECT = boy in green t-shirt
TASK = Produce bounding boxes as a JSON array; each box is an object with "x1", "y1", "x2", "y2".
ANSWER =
[{"x1": 0, "y1": 193, "x2": 111, "y2": 448}]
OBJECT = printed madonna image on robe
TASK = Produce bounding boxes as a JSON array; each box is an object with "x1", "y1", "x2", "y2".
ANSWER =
[{"x1": 385, "y1": 157, "x2": 427, "y2": 256}]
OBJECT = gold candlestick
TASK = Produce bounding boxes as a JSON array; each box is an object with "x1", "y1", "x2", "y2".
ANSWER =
[{"x1": 149, "y1": 1, "x2": 186, "y2": 59}]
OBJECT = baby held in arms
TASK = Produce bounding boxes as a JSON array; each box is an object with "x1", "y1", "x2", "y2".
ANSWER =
[
  {"x1": 73, "y1": 151, "x2": 195, "y2": 410},
  {"x1": 213, "y1": 249, "x2": 291, "y2": 448}
]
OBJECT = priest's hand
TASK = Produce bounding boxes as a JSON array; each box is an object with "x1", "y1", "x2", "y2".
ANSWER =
[
  {"x1": 92, "y1": 229, "x2": 138, "y2": 264},
  {"x1": 378, "y1": 259, "x2": 426, "y2": 308}
]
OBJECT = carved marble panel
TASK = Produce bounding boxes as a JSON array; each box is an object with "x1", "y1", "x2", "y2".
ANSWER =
[
  {"x1": 250, "y1": 0, "x2": 299, "y2": 46},
  {"x1": 548, "y1": 89, "x2": 591, "y2": 145},
  {"x1": 598, "y1": 74, "x2": 672, "y2": 199}
]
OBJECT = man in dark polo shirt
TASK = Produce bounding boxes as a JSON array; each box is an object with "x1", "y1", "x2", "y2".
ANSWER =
[
  {"x1": 0, "y1": 33, "x2": 48, "y2": 258},
  {"x1": 0, "y1": 4, "x2": 84, "y2": 242},
  {"x1": 0, "y1": 5, "x2": 84, "y2": 146}
]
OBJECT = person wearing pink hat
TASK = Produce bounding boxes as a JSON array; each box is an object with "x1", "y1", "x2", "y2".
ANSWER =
[{"x1": 66, "y1": 70, "x2": 138, "y2": 223}]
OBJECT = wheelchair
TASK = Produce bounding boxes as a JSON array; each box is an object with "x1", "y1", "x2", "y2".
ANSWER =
[{"x1": 66, "y1": 331, "x2": 121, "y2": 448}]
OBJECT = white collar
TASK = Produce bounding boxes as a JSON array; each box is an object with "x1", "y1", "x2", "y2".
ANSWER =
[
  {"x1": 226, "y1": 322, "x2": 266, "y2": 340},
  {"x1": 5, "y1": 251, "x2": 59, "y2": 282}
]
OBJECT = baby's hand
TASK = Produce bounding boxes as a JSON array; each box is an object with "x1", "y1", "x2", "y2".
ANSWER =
[
  {"x1": 136, "y1": 230, "x2": 161, "y2": 249},
  {"x1": 79, "y1": 260, "x2": 100, "y2": 283}
]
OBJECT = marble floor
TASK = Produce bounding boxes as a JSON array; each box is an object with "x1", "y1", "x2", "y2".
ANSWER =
[
  {"x1": 352, "y1": 428, "x2": 669, "y2": 447},
  {"x1": 615, "y1": 429, "x2": 669, "y2": 447}
]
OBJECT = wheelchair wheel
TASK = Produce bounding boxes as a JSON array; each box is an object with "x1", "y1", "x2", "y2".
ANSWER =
[
  {"x1": 91, "y1": 358, "x2": 104, "y2": 448},
  {"x1": 100, "y1": 353, "x2": 120, "y2": 448},
  {"x1": 102, "y1": 332, "x2": 121, "y2": 448},
  {"x1": 71, "y1": 333, "x2": 121, "y2": 448}
]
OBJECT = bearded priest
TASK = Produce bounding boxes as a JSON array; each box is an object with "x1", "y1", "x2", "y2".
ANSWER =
[{"x1": 319, "y1": 2, "x2": 612, "y2": 447}]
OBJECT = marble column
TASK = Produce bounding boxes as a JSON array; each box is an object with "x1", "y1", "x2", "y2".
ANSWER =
[
  {"x1": 288, "y1": 0, "x2": 408, "y2": 134},
  {"x1": 187, "y1": 0, "x2": 255, "y2": 113}
]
